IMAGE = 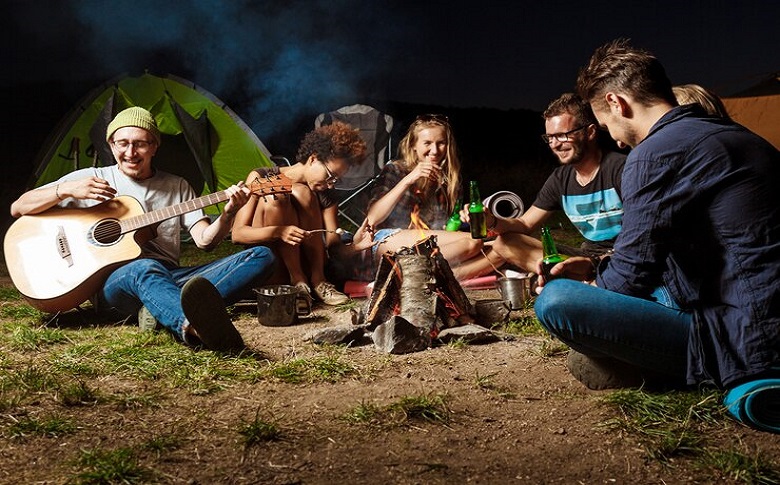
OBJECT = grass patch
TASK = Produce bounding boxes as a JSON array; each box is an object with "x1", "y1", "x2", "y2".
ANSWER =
[
  {"x1": 332, "y1": 300, "x2": 361, "y2": 313},
  {"x1": 342, "y1": 400, "x2": 382, "y2": 424},
  {"x1": 474, "y1": 371, "x2": 515, "y2": 399},
  {"x1": 537, "y1": 339, "x2": 569, "y2": 358},
  {"x1": 495, "y1": 313, "x2": 547, "y2": 338},
  {"x1": 238, "y1": 410, "x2": 283, "y2": 446},
  {"x1": 1, "y1": 321, "x2": 70, "y2": 350},
  {"x1": 0, "y1": 286, "x2": 22, "y2": 300},
  {"x1": 139, "y1": 433, "x2": 183, "y2": 456},
  {"x1": 0, "y1": 303, "x2": 44, "y2": 321},
  {"x1": 70, "y1": 447, "x2": 151, "y2": 485},
  {"x1": 446, "y1": 337, "x2": 468, "y2": 349},
  {"x1": 9, "y1": 364, "x2": 60, "y2": 393},
  {"x1": 601, "y1": 388, "x2": 780, "y2": 482},
  {"x1": 388, "y1": 393, "x2": 451, "y2": 425},
  {"x1": 5, "y1": 413, "x2": 76, "y2": 438},
  {"x1": 699, "y1": 448, "x2": 780, "y2": 484},
  {"x1": 110, "y1": 390, "x2": 165, "y2": 409},
  {"x1": 48, "y1": 329, "x2": 265, "y2": 393},
  {"x1": 57, "y1": 380, "x2": 101, "y2": 406},
  {"x1": 264, "y1": 349, "x2": 360, "y2": 384},
  {"x1": 343, "y1": 393, "x2": 452, "y2": 427}
]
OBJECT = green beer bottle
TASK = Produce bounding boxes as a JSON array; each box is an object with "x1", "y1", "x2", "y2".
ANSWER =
[
  {"x1": 541, "y1": 226, "x2": 567, "y2": 281},
  {"x1": 468, "y1": 181, "x2": 487, "y2": 239},
  {"x1": 445, "y1": 198, "x2": 463, "y2": 231}
]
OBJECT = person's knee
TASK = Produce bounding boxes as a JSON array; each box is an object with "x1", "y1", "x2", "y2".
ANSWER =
[
  {"x1": 245, "y1": 246, "x2": 278, "y2": 276},
  {"x1": 533, "y1": 279, "x2": 582, "y2": 330},
  {"x1": 245, "y1": 245, "x2": 275, "y2": 265}
]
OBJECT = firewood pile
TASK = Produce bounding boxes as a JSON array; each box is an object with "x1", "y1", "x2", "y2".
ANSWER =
[{"x1": 307, "y1": 236, "x2": 501, "y2": 354}]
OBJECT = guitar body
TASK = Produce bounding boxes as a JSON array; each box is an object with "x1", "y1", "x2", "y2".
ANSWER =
[{"x1": 4, "y1": 196, "x2": 147, "y2": 313}]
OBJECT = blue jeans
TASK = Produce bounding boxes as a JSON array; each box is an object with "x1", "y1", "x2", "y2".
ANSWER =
[
  {"x1": 372, "y1": 228, "x2": 402, "y2": 255},
  {"x1": 534, "y1": 279, "x2": 692, "y2": 378},
  {"x1": 99, "y1": 246, "x2": 275, "y2": 339}
]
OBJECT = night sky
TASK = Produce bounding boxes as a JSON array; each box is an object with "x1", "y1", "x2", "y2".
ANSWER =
[{"x1": 3, "y1": 0, "x2": 779, "y2": 189}]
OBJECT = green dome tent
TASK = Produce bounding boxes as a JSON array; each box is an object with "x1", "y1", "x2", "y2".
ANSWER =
[{"x1": 30, "y1": 73, "x2": 273, "y2": 213}]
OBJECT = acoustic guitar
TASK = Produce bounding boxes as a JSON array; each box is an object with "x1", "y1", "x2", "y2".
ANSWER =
[{"x1": 4, "y1": 173, "x2": 292, "y2": 313}]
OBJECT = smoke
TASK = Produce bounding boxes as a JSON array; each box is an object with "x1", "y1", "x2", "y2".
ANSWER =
[{"x1": 9, "y1": 0, "x2": 408, "y2": 141}]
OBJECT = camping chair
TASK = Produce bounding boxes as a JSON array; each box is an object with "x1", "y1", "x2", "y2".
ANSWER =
[{"x1": 314, "y1": 104, "x2": 394, "y2": 228}]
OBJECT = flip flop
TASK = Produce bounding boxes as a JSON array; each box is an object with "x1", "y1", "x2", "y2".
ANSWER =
[{"x1": 723, "y1": 377, "x2": 780, "y2": 434}]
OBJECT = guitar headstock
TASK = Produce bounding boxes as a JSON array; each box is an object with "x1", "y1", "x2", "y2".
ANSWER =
[{"x1": 249, "y1": 173, "x2": 293, "y2": 200}]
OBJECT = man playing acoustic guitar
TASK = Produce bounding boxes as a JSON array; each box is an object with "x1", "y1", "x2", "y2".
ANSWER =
[{"x1": 9, "y1": 107, "x2": 276, "y2": 352}]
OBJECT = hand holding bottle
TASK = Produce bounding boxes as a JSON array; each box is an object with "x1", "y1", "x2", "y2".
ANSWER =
[
  {"x1": 540, "y1": 226, "x2": 567, "y2": 281},
  {"x1": 535, "y1": 256, "x2": 598, "y2": 293},
  {"x1": 468, "y1": 181, "x2": 487, "y2": 239}
]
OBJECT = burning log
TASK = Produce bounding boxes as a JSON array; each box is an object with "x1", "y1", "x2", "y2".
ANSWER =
[{"x1": 365, "y1": 236, "x2": 475, "y2": 354}]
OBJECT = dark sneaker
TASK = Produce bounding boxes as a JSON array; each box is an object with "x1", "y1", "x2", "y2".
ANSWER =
[
  {"x1": 180, "y1": 277, "x2": 244, "y2": 353},
  {"x1": 313, "y1": 281, "x2": 350, "y2": 306},
  {"x1": 565, "y1": 350, "x2": 644, "y2": 390},
  {"x1": 137, "y1": 306, "x2": 160, "y2": 332}
]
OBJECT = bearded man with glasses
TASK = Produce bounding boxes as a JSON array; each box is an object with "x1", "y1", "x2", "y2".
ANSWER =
[{"x1": 487, "y1": 93, "x2": 628, "y2": 273}]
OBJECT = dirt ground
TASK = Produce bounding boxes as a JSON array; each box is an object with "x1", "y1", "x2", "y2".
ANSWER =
[{"x1": 2, "y1": 286, "x2": 779, "y2": 484}]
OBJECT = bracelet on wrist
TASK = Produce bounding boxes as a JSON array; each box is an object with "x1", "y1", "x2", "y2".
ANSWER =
[{"x1": 55, "y1": 184, "x2": 63, "y2": 200}]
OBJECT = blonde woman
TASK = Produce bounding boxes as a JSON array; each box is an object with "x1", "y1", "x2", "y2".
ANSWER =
[
  {"x1": 672, "y1": 84, "x2": 732, "y2": 120},
  {"x1": 365, "y1": 114, "x2": 506, "y2": 280}
]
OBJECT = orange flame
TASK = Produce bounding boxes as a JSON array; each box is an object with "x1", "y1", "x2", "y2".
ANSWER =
[{"x1": 409, "y1": 204, "x2": 429, "y2": 240}]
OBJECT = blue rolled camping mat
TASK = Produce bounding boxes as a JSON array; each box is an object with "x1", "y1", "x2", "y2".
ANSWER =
[{"x1": 723, "y1": 378, "x2": 780, "y2": 434}]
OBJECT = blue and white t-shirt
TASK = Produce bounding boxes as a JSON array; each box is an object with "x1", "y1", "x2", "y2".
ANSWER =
[{"x1": 533, "y1": 150, "x2": 626, "y2": 250}]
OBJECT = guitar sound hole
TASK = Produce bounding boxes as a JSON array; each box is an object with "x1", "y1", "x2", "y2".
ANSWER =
[{"x1": 90, "y1": 219, "x2": 122, "y2": 246}]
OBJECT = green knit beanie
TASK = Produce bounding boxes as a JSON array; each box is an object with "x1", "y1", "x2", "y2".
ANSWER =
[{"x1": 105, "y1": 107, "x2": 161, "y2": 144}]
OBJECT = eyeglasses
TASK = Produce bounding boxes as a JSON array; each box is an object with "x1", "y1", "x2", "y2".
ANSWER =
[
  {"x1": 111, "y1": 139, "x2": 155, "y2": 152},
  {"x1": 318, "y1": 159, "x2": 340, "y2": 186},
  {"x1": 541, "y1": 125, "x2": 589, "y2": 144},
  {"x1": 416, "y1": 113, "x2": 450, "y2": 124}
]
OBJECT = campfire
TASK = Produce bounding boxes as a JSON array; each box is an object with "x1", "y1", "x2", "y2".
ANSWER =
[
  {"x1": 308, "y1": 236, "x2": 500, "y2": 354},
  {"x1": 363, "y1": 235, "x2": 475, "y2": 353}
]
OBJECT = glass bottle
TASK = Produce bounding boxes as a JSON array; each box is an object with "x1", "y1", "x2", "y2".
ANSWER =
[
  {"x1": 445, "y1": 198, "x2": 463, "y2": 231},
  {"x1": 541, "y1": 226, "x2": 567, "y2": 280},
  {"x1": 468, "y1": 181, "x2": 487, "y2": 239}
]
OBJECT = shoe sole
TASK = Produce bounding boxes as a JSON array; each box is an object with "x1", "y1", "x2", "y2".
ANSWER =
[{"x1": 181, "y1": 277, "x2": 244, "y2": 353}]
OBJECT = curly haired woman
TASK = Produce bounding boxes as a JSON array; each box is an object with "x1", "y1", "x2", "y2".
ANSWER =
[{"x1": 232, "y1": 121, "x2": 373, "y2": 305}]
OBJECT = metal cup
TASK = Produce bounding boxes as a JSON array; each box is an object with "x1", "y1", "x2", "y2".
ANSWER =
[
  {"x1": 254, "y1": 285, "x2": 310, "y2": 326},
  {"x1": 496, "y1": 276, "x2": 532, "y2": 310}
]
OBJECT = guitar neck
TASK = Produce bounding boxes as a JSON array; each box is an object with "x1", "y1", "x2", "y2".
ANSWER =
[{"x1": 120, "y1": 190, "x2": 230, "y2": 233}]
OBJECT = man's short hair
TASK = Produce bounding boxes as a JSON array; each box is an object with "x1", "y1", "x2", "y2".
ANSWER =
[
  {"x1": 576, "y1": 38, "x2": 676, "y2": 110},
  {"x1": 543, "y1": 93, "x2": 597, "y2": 127}
]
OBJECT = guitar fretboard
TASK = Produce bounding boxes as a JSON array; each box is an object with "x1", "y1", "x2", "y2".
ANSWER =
[{"x1": 119, "y1": 190, "x2": 230, "y2": 233}]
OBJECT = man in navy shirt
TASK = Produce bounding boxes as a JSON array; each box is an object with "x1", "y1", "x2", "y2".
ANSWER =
[{"x1": 534, "y1": 39, "x2": 780, "y2": 432}]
